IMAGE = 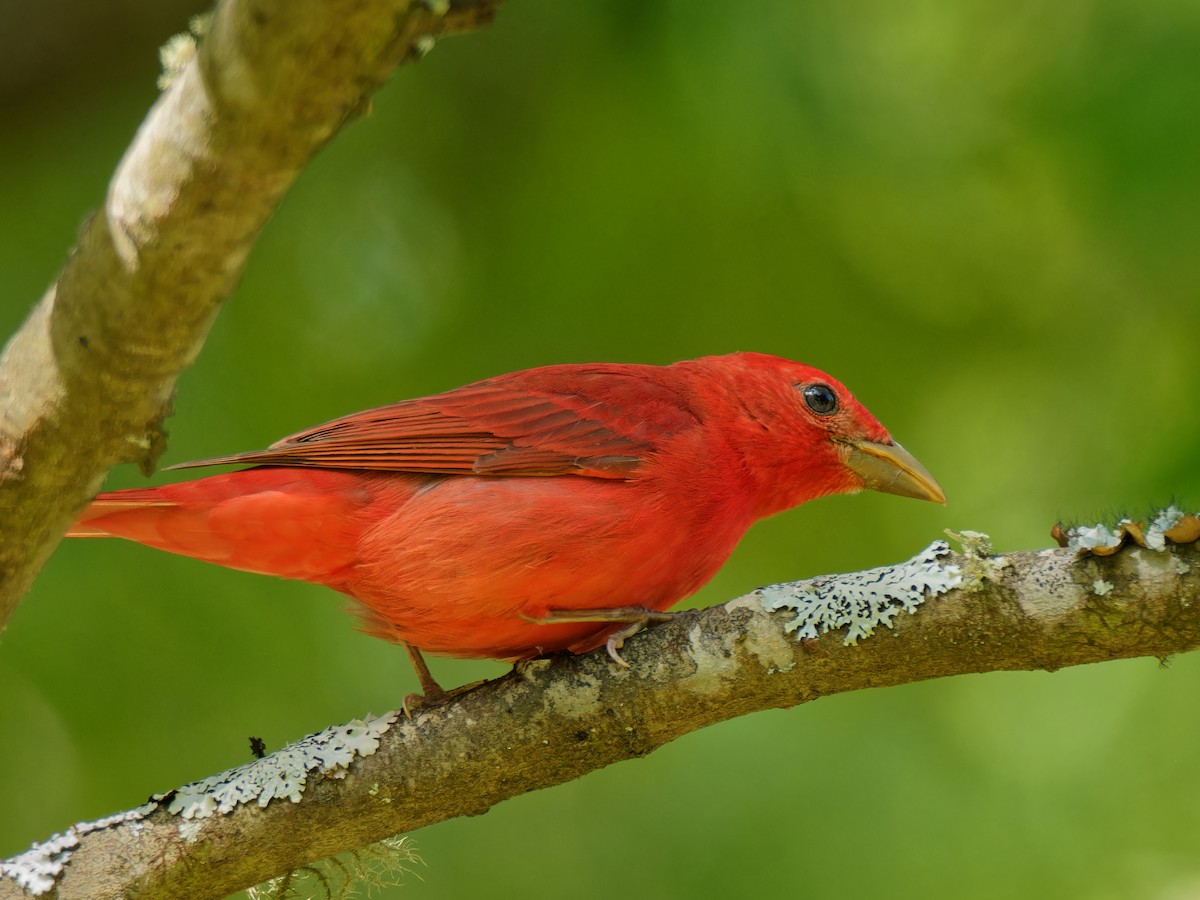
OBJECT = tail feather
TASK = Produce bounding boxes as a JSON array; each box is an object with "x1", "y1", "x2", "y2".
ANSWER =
[
  {"x1": 63, "y1": 469, "x2": 379, "y2": 588},
  {"x1": 68, "y1": 494, "x2": 177, "y2": 537}
]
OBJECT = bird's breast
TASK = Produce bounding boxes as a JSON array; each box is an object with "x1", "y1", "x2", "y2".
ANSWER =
[{"x1": 344, "y1": 472, "x2": 753, "y2": 658}]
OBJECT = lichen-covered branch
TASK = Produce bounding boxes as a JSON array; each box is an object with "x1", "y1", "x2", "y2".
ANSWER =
[
  {"x1": 0, "y1": 0, "x2": 501, "y2": 631},
  {"x1": 3, "y1": 533, "x2": 1197, "y2": 899}
]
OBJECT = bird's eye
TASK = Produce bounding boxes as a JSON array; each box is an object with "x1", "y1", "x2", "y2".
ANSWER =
[{"x1": 800, "y1": 383, "x2": 838, "y2": 416}]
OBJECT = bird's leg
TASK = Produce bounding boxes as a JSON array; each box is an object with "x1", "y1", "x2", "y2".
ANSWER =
[
  {"x1": 401, "y1": 643, "x2": 489, "y2": 715},
  {"x1": 525, "y1": 606, "x2": 682, "y2": 668},
  {"x1": 402, "y1": 642, "x2": 450, "y2": 710}
]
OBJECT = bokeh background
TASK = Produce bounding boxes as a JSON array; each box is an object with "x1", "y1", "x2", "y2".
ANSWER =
[{"x1": 3, "y1": 1, "x2": 1200, "y2": 897}]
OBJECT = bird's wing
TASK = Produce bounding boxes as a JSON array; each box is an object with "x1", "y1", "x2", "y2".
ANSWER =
[{"x1": 170, "y1": 365, "x2": 698, "y2": 479}]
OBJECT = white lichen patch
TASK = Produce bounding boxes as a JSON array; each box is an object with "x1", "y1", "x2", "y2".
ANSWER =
[
  {"x1": 81, "y1": 803, "x2": 159, "y2": 836},
  {"x1": 157, "y1": 14, "x2": 211, "y2": 91},
  {"x1": 1093, "y1": 579, "x2": 1114, "y2": 596},
  {"x1": 167, "y1": 714, "x2": 394, "y2": 827},
  {"x1": 725, "y1": 593, "x2": 797, "y2": 673},
  {"x1": 0, "y1": 831, "x2": 78, "y2": 895},
  {"x1": 1147, "y1": 506, "x2": 1185, "y2": 551},
  {"x1": 0, "y1": 803, "x2": 159, "y2": 895},
  {"x1": 1058, "y1": 506, "x2": 1200, "y2": 556},
  {"x1": 543, "y1": 673, "x2": 601, "y2": 717},
  {"x1": 946, "y1": 529, "x2": 1008, "y2": 592},
  {"x1": 158, "y1": 33, "x2": 196, "y2": 90},
  {"x1": 1126, "y1": 546, "x2": 1194, "y2": 586},
  {"x1": 1014, "y1": 561, "x2": 1088, "y2": 619},
  {"x1": 946, "y1": 529, "x2": 993, "y2": 558},
  {"x1": 677, "y1": 623, "x2": 741, "y2": 694},
  {"x1": 1066, "y1": 523, "x2": 1124, "y2": 554},
  {"x1": 758, "y1": 541, "x2": 962, "y2": 645}
]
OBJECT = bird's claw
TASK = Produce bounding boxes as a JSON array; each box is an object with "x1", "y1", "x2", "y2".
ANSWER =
[
  {"x1": 402, "y1": 688, "x2": 449, "y2": 719},
  {"x1": 605, "y1": 621, "x2": 647, "y2": 668},
  {"x1": 524, "y1": 606, "x2": 683, "y2": 669},
  {"x1": 402, "y1": 678, "x2": 488, "y2": 718}
]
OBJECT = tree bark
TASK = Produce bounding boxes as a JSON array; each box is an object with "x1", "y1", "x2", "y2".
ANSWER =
[
  {"x1": 2, "y1": 536, "x2": 1196, "y2": 898},
  {"x1": 0, "y1": 0, "x2": 501, "y2": 632},
  {"x1": 4, "y1": 2, "x2": 1197, "y2": 898}
]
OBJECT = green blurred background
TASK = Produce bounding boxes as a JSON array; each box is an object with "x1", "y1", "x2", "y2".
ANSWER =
[{"x1": 3, "y1": 1, "x2": 1200, "y2": 897}]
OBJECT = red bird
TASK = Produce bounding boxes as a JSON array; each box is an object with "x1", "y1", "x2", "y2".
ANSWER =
[{"x1": 68, "y1": 353, "x2": 944, "y2": 701}]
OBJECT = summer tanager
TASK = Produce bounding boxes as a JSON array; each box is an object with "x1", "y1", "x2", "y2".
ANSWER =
[{"x1": 68, "y1": 352, "x2": 944, "y2": 700}]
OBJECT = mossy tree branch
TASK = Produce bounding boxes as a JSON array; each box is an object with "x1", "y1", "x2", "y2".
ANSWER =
[
  {"x1": 0, "y1": 0, "x2": 501, "y2": 631},
  {"x1": 2, "y1": 538, "x2": 1197, "y2": 898},
  {"x1": 3, "y1": 3, "x2": 1197, "y2": 898}
]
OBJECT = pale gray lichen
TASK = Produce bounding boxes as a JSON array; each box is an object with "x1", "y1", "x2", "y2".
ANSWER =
[
  {"x1": 1066, "y1": 523, "x2": 1124, "y2": 553},
  {"x1": 678, "y1": 622, "x2": 741, "y2": 694},
  {"x1": 946, "y1": 528, "x2": 993, "y2": 558},
  {"x1": 945, "y1": 529, "x2": 1008, "y2": 592},
  {"x1": 758, "y1": 541, "x2": 962, "y2": 645},
  {"x1": 77, "y1": 803, "x2": 158, "y2": 837},
  {"x1": 1093, "y1": 579, "x2": 1114, "y2": 596},
  {"x1": 158, "y1": 33, "x2": 195, "y2": 90},
  {"x1": 157, "y1": 13, "x2": 212, "y2": 90},
  {"x1": 2, "y1": 715, "x2": 393, "y2": 890},
  {"x1": 724, "y1": 592, "x2": 797, "y2": 673},
  {"x1": 0, "y1": 803, "x2": 159, "y2": 895},
  {"x1": 167, "y1": 714, "x2": 394, "y2": 826},
  {"x1": 0, "y1": 831, "x2": 78, "y2": 895},
  {"x1": 1060, "y1": 506, "x2": 1197, "y2": 556},
  {"x1": 177, "y1": 819, "x2": 204, "y2": 843},
  {"x1": 1147, "y1": 506, "x2": 1185, "y2": 551},
  {"x1": 543, "y1": 672, "x2": 601, "y2": 717}
]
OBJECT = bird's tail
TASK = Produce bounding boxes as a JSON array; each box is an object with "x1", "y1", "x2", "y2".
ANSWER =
[
  {"x1": 67, "y1": 491, "x2": 178, "y2": 538},
  {"x1": 63, "y1": 469, "x2": 370, "y2": 588}
]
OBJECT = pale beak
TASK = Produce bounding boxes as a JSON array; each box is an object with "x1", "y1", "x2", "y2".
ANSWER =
[{"x1": 842, "y1": 439, "x2": 946, "y2": 505}]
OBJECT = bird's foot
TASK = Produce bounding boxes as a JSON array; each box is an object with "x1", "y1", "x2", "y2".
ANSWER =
[
  {"x1": 524, "y1": 606, "x2": 682, "y2": 667},
  {"x1": 403, "y1": 687, "x2": 448, "y2": 718},
  {"x1": 603, "y1": 614, "x2": 678, "y2": 667},
  {"x1": 403, "y1": 643, "x2": 453, "y2": 720},
  {"x1": 402, "y1": 679, "x2": 488, "y2": 717},
  {"x1": 402, "y1": 642, "x2": 485, "y2": 717}
]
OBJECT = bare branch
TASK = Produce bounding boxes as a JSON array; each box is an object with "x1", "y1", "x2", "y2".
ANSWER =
[
  {"x1": 0, "y1": 0, "x2": 501, "y2": 631},
  {"x1": 3, "y1": 537, "x2": 1197, "y2": 898}
]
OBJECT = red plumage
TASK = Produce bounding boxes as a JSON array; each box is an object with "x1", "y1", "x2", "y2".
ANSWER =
[{"x1": 68, "y1": 353, "x2": 944, "y2": 690}]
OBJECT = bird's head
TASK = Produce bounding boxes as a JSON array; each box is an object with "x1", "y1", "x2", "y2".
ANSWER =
[{"x1": 684, "y1": 352, "x2": 945, "y2": 519}]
